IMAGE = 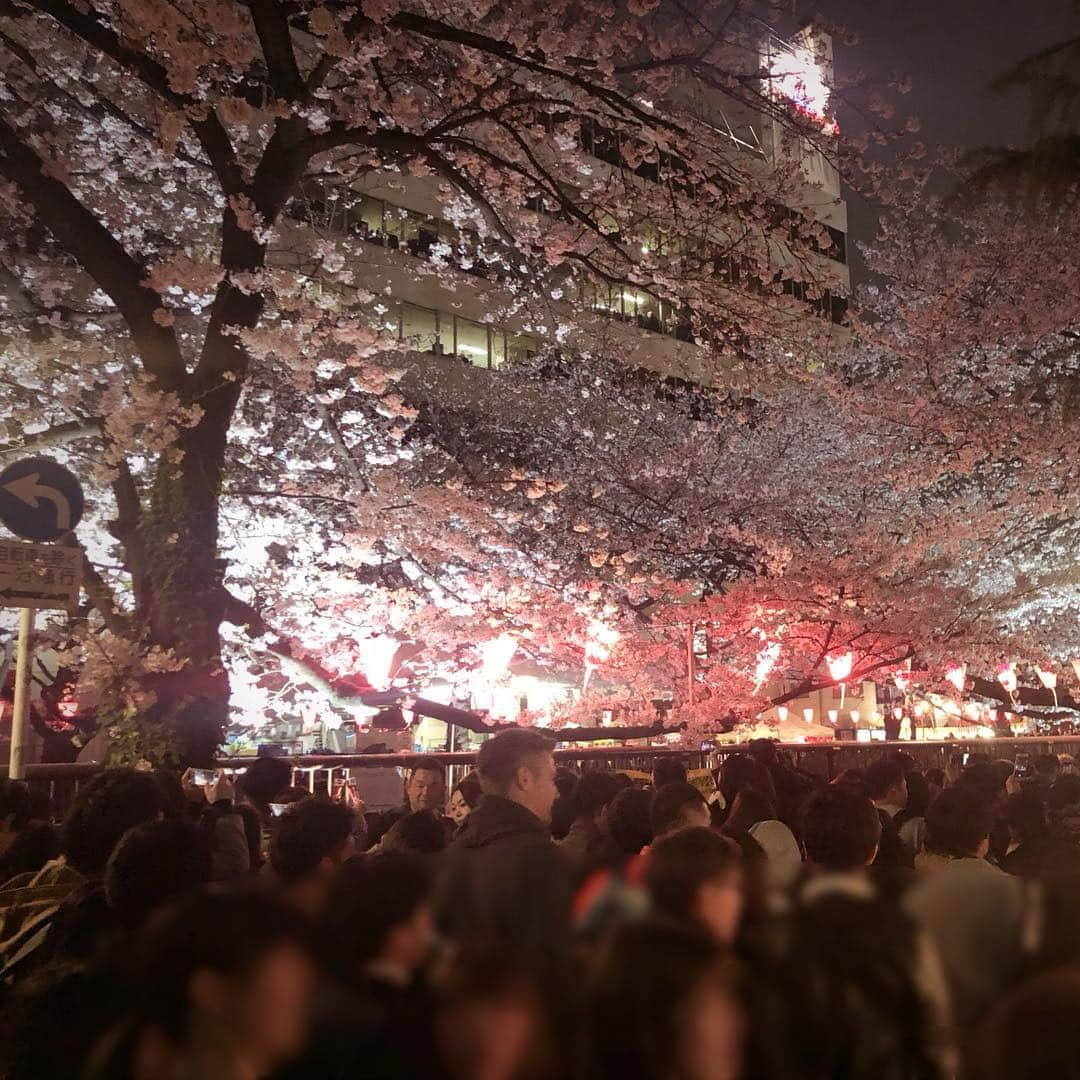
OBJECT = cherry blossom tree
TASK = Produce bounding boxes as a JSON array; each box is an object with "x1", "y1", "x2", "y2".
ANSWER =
[{"x1": 0, "y1": 0, "x2": 866, "y2": 761}]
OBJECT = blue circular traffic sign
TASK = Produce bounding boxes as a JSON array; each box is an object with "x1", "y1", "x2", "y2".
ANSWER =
[{"x1": 0, "y1": 456, "x2": 85, "y2": 541}]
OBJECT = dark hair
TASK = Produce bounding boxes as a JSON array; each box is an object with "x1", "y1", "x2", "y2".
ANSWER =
[
  {"x1": 408, "y1": 756, "x2": 447, "y2": 781},
  {"x1": 61, "y1": 768, "x2": 164, "y2": 876},
  {"x1": 719, "y1": 754, "x2": 777, "y2": 807},
  {"x1": 554, "y1": 766, "x2": 580, "y2": 797},
  {"x1": 604, "y1": 788, "x2": 654, "y2": 856},
  {"x1": 105, "y1": 819, "x2": 212, "y2": 931},
  {"x1": 651, "y1": 782, "x2": 707, "y2": 838},
  {"x1": 646, "y1": 827, "x2": 742, "y2": 925},
  {"x1": 863, "y1": 760, "x2": 906, "y2": 802},
  {"x1": 925, "y1": 786, "x2": 992, "y2": 857},
  {"x1": 957, "y1": 762, "x2": 1006, "y2": 801},
  {"x1": 831, "y1": 768, "x2": 867, "y2": 793},
  {"x1": 133, "y1": 890, "x2": 310, "y2": 1041},
  {"x1": 1049, "y1": 775, "x2": 1080, "y2": 812},
  {"x1": 747, "y1": 739, "x2": 779, "y2": 768},
  {"x1": 236, "y1": 757, "x2": 291, "y2": 807},
  {"x1": 887, "y1": 750, "x2": 918, "y2": 775},
  {"x1": 0, "y1": 779, "x2": 32, "y2": 830},
  {"x1": 152, "y1": 770, "x2": 188, "y2": 820},
  {"x1": 575, "y1": 771, "x2": 622, "y2": 819},
  {"x1": 971, "y1": 970, "x2": 1080, "y2": 1080},
  {"x1": 722, "y1": 787, "x2": 776, "y2": 835},
  {"x1": 0, "y1": 822, "x2": 59, "y2": 880},
  {"x1": 802, "y1": 785, "x2": 882, "y2": 870},
  {"x1": 896, "y1": 771, "x2": 931, "y2": 822},
  {"x1": 476, "y1": 730, "x2": 553, "y2": 795},
  {"x1": 270, "y1": 797, "x2": 355, "y2": 882},
  {"x1": 451, "y1": 773, "x2": 483, "y2": 810},
  {"x1": 652, "y1": 757, "x2": 688, "y2": 789},
  {"x1": 379, "y1": 810, "x2": 449, "y2": 855},
  {"x1": 324, "y1": 855, "x2": 432, "y2": 975},
  {"x1": 1002, "y1": 792, "x2": 1048, "y2": 844},
  {"x1": 587, "y1": 920, "x2": 732, "y2": 1080},
  {"x1": 1036, "y1": 753, "x2": 1062, "y2": 778},
  {"x1": 925, "y1": 768, "x2": 945, "y2": 789}
]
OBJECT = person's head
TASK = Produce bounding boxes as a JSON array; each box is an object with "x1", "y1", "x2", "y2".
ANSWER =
[
  {"x1": 270, "y1": 798, "x2": 357, "y2": 888},
  {"x1": 405, "y1": 757, "x2": 447, "y2": 812},
  {"x1": 925, "y1": 767, "x2": 945, "y2": 790},
  {"x1": 651, "y1": 782, "x2": 710, "y2": 839},
  {"x1": 646, "y1": 827, "x2": 745, "y2": 944},
  {"x1": 802, "y1": 785, "x2": 882, "y2": 871},
  {"x1": 236, "y1": 757, "x2": 292, "y2": 812},
  {"x1": 972, "y1": 970, "x2": 1080, "y2": 1080},
  {"x1": 1049, "y1": 774, "x2": 1080, "y2": 813},
  {"x1": 1036, "y1": 753, "x2": 1062, "y2": 782},
  {"x1": 652, "y1": 756, "x2": 688, "y2": 790},
  {"x1": 574, "y1": 770, "x2": 622, "y2": 822},
  {"x1": 554, "y1": 766, "x2": 580, "y2": 797},
  {"x1": 0, "y1": 779, "x2": 31, "y2": 856},
  {"x1": 60, "y1": 768, "x2": 164, "y2": 877},
  {"x1": 1059, "y1": 754, "x2": 1077, "y2": 776},
  {"x1": 901, "y1": 770, "x2": 932, "y2": 818},
  {"x1": 602, "y1": 787, "x2": 654, "y2": 856},
  {"x1": 924, "y1": 786, "x2": 993, "y2": 859},
  {"x1": 324, "y1": 855, "x2": 434, "y2": 977},
  {"x1": 588, "y1": 920, "x2": 743, "y2": 1080},
  {"x1": 476, "y1": 730, "x2": 558, "y2": 824},
  {"x1": 134, "y1": 891, "x2": 315, "y2": 1075},
  {"x1": 448, "y1": 774, "x2": 483, "y2": 827},
  {"x1": 887, "y1": 750, "x2": 918, "y2": 775},
  {"x1": 379, "y1": 809, "x2": 449, "y2": 855},
  {"x1": 747, "y1": 739, "x2": 779, "y2": 769},
  {"x1": 722, "y1": 787, "x2": 777, "y2": 835},
  {"x1": 831, "y1": 768, "x2": 867, "y2": 794},
  {"x1": 152, "y1": 769, "x2": 188, "y2": 820},
  {"x1": 864, "y1": 760, "x2": 908, "y2": 808},
  {"x1": 958, "y1": 761, "x2": 1007, "y2": 802},
  {"x1": 719, "y1": 754, "x2": 777, "y2": 806},
  {"x1": 105, "y1": 819, "x2": 212, "y2": 931},
  {"x1": 436, "y1": 951, "x2": 559, "y2": 1080},
  {"x1": 1002, "y1": 791, "x2": 1048, "y2": 845}
]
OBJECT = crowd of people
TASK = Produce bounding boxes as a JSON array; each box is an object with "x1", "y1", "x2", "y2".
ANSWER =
[{"x1": 1, "y1": 734, "x2": 1080, "y2": 1077}]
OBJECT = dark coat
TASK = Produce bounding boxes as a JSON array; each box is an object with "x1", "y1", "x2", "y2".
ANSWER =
[{"x1": 437, "y1": 795, "x2": 572, "y2": 961}]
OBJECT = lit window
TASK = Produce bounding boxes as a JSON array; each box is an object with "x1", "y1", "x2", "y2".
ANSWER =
[
  {"x1": 454, "y1": 317, "x2": 490, "y2": 367},
  {"x1": 357, "y1": 196, "x2": 384, "y2": 236},
  {"x1": 508, "y1": 334, "x2": 539, "y2": 363},
  {"x1": 401, "y1": 303, "x2": 439, "y2": 353},
  {"x1": 490, "y1": 331, "x2": 506, "y2": 369}
]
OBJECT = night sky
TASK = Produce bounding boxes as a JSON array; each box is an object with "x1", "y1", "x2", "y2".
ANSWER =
[{"x1": 818, "y1": 0, "x2": 1080, "y2": 281}]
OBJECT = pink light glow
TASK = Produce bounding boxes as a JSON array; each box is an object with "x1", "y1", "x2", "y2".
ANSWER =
[
  {"x1": 754, "y1": 641, "x2": 781, "y2": 690},
  {"x1": 997, "y1": 663, "x2": 1018, "y2": 694},
  {"x1": 893, "y1": 671, "x2": 910, "y2": 692},
  {"x1": 1072, "y1": 659, "x2": 1080, "y2": 683},
  {"x1": 946, "y1": 663, "x2": 967, "y2": 694},
  {"x1": 585, "y1": 619, "x2": 620, "y2": 666},
  {"x1": 58, "y1": 698, "x2": 78, "y2": 720}
]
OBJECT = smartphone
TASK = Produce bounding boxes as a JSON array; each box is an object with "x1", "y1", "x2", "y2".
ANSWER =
[
  {"x1": 269, "y1": 802, "x2": 288, "y2": 818},
  {"x1": 962, "y1": 753, "x2": 970, "y2": 766},
  {"x1": 949, "y1": 752, "x2": 965, "y2": 769},
  {"x1": 1014, "y1": 753, "x2": 1032, "y2": 779},
  {"x1": 191, "y1": 768, "x2": 216, "y2": 786}
]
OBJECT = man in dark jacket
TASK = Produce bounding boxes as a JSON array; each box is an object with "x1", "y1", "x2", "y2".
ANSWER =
[{"x1": 437, "y1": 729, "x2": 569, "y2": 960}]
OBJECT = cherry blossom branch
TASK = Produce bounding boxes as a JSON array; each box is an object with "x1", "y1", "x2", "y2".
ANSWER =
[{"x1": 0, "y1": 115, "x2": 186, "y2": 391}]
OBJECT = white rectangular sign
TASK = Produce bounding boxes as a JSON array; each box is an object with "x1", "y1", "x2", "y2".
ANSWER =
[{"x1": 0, "y1": 538, "x2": 82, "y2": 609}]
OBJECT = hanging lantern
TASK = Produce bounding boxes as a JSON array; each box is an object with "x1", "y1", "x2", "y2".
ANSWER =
[
  {"x1": 946, "y1": 663, "x2": 967, "y2": 694},
  {"x1": 1036, "y1": 666, "x2": 1059, "y2": 709},
  {"x1": 997, "y1": 663, "x2": 1018, "y2": 695},
  {"x1": 776, "y1": 705, "x2": 789, "y2": 723},
  {"x1": 803, "y1": 707, "x2": 814, "y2": 724},
  {"x1": 827, "y1": 709, "x2": 839, "y2": 725},
  {"x1": 827, "y1": 652, "x2": 854, "y2": 682},
  {"x1": 850, "y1": 709, "x2": 861, "y2": 726},
  {"x1": 360, "y1": 636, "x2": 399, "y2": 691},
  {"x1": 893, "y1": 705, "x2": 904, "y2": 721}
]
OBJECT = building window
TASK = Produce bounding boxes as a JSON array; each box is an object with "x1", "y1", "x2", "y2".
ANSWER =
[
  {"x1": 454, "y1": 317, "x2": 490, "y2": 367},
  {"x1": 401, "y1": 303, "x2": 440, "y2": 353}
]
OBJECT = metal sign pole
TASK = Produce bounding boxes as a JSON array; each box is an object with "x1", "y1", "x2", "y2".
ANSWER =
[{"x1": 8, "y1": 606, "x2": 35, "y2": 780}]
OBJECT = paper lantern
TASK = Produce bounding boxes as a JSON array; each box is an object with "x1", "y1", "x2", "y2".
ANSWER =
[
  {"x1": 997, "y1": 663, "x2": 1017, "y2": 694},
  {"x1": 827, "y1": 652, "x2": 853, "y2": 682},
  {"x1": 776, "y1": 705, "x2": 789, "y2": 723},
  {"x1": 946, "y1": 663, "x2": 967, "y2": 693},
  {"x1": 803, "y1": 707, "x2": 814, "y2": 723}
]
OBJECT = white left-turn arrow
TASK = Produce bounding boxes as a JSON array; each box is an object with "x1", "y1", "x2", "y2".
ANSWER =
[{"x1": 3, "y1": 472, "x2": 72, "y2": 530}]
